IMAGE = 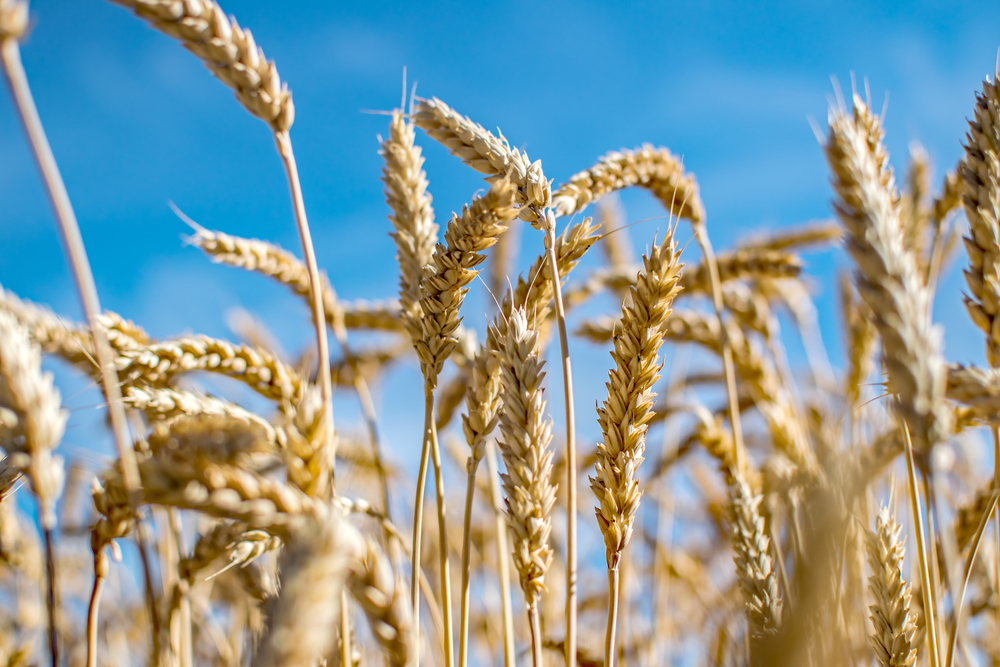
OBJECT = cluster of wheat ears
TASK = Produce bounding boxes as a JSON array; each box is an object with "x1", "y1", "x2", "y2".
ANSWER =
[{"x1": 3, "y1": 2, "x2": 1000, "y2": 667}]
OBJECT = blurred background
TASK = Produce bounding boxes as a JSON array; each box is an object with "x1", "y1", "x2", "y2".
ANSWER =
[{"x1": 2, "y1": 0, "x2": 999, "y2": 622}]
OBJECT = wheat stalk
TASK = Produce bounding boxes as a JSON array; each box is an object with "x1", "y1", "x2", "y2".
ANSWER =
[
  {"x1": 864, "y1": 505, "x2": 917, "y2": 667},
  {"x1": 825, "y1": 95, "x2": 950, "y2": 450},
  {"x1": 492, "y1": 307, "x2": 556, "y2": 667}
]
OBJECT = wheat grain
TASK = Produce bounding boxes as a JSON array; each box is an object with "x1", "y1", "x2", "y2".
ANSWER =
[
  {"x1": 865, "y1": 505, "x2": 917, "y2": 667},
  {"x1": 413, "y1": 97, "x2": 549, "y2": 223},
  {"x1": 826, "y1": 95, "x2": 950, "y2": 449},
  {"x1": 551, "y1": 144, "x2": 704, "y2": 222},
  {"x1": 960, "y1": 74, "x2": 1000, "y2": 366}
]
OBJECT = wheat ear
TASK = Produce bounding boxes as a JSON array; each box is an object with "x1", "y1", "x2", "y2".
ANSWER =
[
  {"x1": 729, "y1": 473, "x2": 782, "y2": 638},
  {"x1": 551, "y1": 144, "x2": 704, "y2": 222},
  {"x1": 591, "y1": 235, "x2": 682, "y2": 667},
  {"x1": 112, "y1": 0, "x2": 336, "y2": 495},
  {"x1": 0, "y1": 309, "x2": 67, "y2": 667},
  {"x1": 825, "y1": 95, "x2": 950, "y2": 450},
  {"x1": 865, "y1": 505, "x2": 917, "y2": 667},
  {"x1": 492, "y1": 307, "x2": 556, "y2": 667},
  {"x1": 960, "y1": 73, "x2": 1000, "y2": 365},
  {"x1": 413, "y1": 96, "x2": 550, "y2": 223}
]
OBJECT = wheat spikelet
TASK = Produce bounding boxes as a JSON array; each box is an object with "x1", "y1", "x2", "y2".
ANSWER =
[
  {"x1": 0, "y1": 310, "x2": 66, "y2": 528},
  {"x1": 825, "y1": 95, "x2": 950, "y2": 449},
  {"x1": 253, "y1": 513, "x2": 354, "y2": 667},
  {"x1": 729, "y1": 473, "x2": 782, "y2": 636},
  {"x1": 960, "y1": 74, "x2": 1000, "y2": 365},
  {"x1": 381, "y1": 109, "x2": 438, "y2": 342},
  {"x1": 412, "y1": 97, "x2": 549, "y2": 222},
  {"x1": 865, "y1": 505, "x2": 917, "y2": 667},
  {"x1": 492, "y1": 307, "x2": 556, "y2": 605},
  {"x1": 551, "y1": 144, "x2": 704, "y2": 222},
  {"x1": 591, "y1": 236, "x2": 682, "y2": 562},
  {"x1": 109, "y1": 0, "x2": 294, "y2": 132},
  {"x1": 415, "y1": 178, "x2": 517, "y2": 385}
]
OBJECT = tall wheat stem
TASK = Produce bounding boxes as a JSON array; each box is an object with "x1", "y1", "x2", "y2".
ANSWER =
[
  {"x1": 691, "y1": 220, "x2": 746, "y2": 472},
  {"x1": 86, "y1": 550, "x2": 108, "y2": 667},
  {"x1": 458, "y1": 463, "x2": 478, "y2": 667},
  {"x1": 541, "y1": 217, "x2": 580, "y2": 667},
  {"x1": 411, "y1": 389, "x2": 434, "y2": 648},
  {"x1": 274, "y1": 131, "x2": 335, "y2": 483},
  {"x1": 0, "y1": 35, "x2": 143, "y2": 667},
  {"x1": 901, "y1": 419, "x2": 940, "y2": 667},
  {"x1": 606, "y1": 564, "x2": 621, "y2": 667},
  {"x1": 485, "y1": 439, "x2": 516, "y2": 667},
  {"x1": 528, "y1": 600, "x2": 544, "y2": 667}
]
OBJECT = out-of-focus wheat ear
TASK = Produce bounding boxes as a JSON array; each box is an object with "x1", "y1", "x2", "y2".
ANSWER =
[
  {"x1": 825, "y1": 95, "x2": 950, "y2": 451},
  {"x1": 381, "y1": 108, "x2": 438, "y2": 343},
  {"x1": 900, "y1": 142, "x2": 931, "y2": 259},
  {"x1": 492, "y1": 307, "x2": 556, "y2": 667},
  {"x1": 551, "y1": 144, "x2": 704, "y2": 222},
  {"x1": 864, "y1": 505, "x2": 918, "y2": 667},
  {"x1": 729, "y1": 473, "x2": 782, "y2": 639},
  {"x1": 347, "y1": 536, "x2": 417, "y2": 667},
  {"x1": 0, "y1": 309, "x2": 67, "y2": 667},
  {"x1": 412, "y1": 96, "x2": 550, "y2": 223},
  {"x1": 959, "y1": 73, "x2": 1000, "y2": 366},
  {"x1": 596, "y1": 195, "x2": 633, "y2": 271},
  {"x1": 252, "y1": 513, "x2": 355, "y2": 667},
  {"x1": 840, "y1": 273, "x2": 878, "y2": 408}
]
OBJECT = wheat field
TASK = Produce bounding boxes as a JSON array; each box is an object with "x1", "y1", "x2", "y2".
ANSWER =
[{"x1": 3, "y1": 1, "x2": 1000, "y2": 666}]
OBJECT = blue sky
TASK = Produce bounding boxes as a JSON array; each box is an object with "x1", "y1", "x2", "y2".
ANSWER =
[{"x1": 2, "y1": 1, "x2": 999, "y2": 484}]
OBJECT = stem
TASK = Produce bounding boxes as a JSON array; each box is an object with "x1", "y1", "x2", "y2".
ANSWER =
[
  {"x1": 901, "y1": 419, "x2": 940, "y2": 667},
  {"x1": 43, "y1": 526, "x2": 58, "y2": 667},
  {"x1": 543, "y1": 221, "x2": 578, "y2": 667},
  {"x1": 86, "y1": 549, "x2": 108, "y2": 667},
  {"x1": 945, "y1": 489, "x2": 999, "y2": 667},
  {"x1": 411, "y1": 388, "x2": 434, "y2": 650},
  {"x1": 340, "y1": 591, "x2": 351, "y2": 667},
  {"x1": 135, "y1": 517, "x2": 163, "y2": 662},
  {"x1": 274, "y1": 131, "x2": 335, "y2": 491},
  {"x1": 485, "y1": 439, "x2": 515, "y2": 667},
  {"x1": 427, "y1": 384, "x2": 455, "y2": 667},
  {"x1": 459, "y1": 462, "x2": 479, "y2": 667},
  {"x1": 606, "y1": 563, "x2": 621, "y2": 667},
  {"x1": 1, "y1": 33, "x2": 140, "y2": 504},
  {"x1": 691, "y1": 220, "x2": 746, "y2": 473},
  {"x1": 528, "y1": 598, "x2": 544, "y2": 667}
]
